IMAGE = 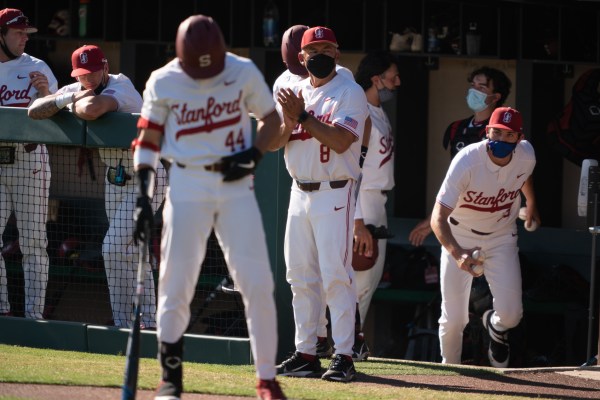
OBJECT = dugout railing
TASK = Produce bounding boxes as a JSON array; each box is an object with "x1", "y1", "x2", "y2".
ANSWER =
[{"x1": 0, "y1": 106, "x2": 294, "y2": 364}]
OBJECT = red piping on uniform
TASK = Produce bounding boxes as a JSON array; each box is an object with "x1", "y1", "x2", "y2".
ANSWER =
[
  {"x1": 175, "y1": 115, "x2": 241, "y2": 140},
  {"x1": 137, "y1": 117, "x2": 164, "y2": 132}
]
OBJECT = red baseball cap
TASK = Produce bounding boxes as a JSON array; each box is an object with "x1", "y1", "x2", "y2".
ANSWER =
[
  {"x1": 71, "y1": 45, "x2": 107, "y2": 77},
  {"x1": 487, "y1": 107, "x2": 523, "y2": 134},
  {"x1": 301, "y1": 26, "x2": 338, "y2": 49},
  {"x1": 0, "y1": 8, "x2": 37, "y2": 33}
]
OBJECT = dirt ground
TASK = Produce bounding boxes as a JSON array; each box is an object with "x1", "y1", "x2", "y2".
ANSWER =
[{"x1": 1, "y1": 368, "x2": 599, "y2": 399}]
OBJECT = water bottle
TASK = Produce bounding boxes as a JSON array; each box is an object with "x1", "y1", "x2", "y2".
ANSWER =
[
  {"x1": 78, "y1": 0, "x2": 89, "y2": 37},
  {"x1": 262, "y1": 0, "x2": 279, "y2": 47}
]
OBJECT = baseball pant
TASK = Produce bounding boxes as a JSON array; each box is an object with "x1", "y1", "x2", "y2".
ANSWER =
[
  {"x1": 0, "y1": 144, "x2": 50, "y2": 319},
  {"x1": 438, "y1": 223, "x2": 523, "y2": 364},
  {"x1": 102, "y1": 163, "x2": 166, "y2": 328},
  {"x1": 285, "y1": 181, "x2": 357, "y2": 356},
  {"x1": 157, "y1": 165, "x2": 278, "y2": 380},
  {"x1": 354, "y1": 189, "x2": 388, "y2": 327}
]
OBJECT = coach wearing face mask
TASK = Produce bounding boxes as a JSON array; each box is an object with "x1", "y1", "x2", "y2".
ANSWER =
[
  {"x1": 274, "y1": 26, "x2": 370, "y2": 382},
  {"x1": 409, "y1": 66, "x2": 511, "y2": 247}
]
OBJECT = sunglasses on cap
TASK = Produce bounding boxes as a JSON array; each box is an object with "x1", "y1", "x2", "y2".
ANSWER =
[{"x1": 4, "y1": 15, "x2": 29, "y2": 27}]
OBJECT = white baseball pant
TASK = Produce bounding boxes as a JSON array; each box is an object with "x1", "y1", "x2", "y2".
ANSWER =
[
  {"x1": 157, "y1": 165, "x2": 278, "y2": 380},
  {"x1": 103, "y1": 162, "x2": 166, "y2": 328},
  {"x1": 285, "y1": 181, "x2": 357, "y2": 356},
  {"x1": 438, "y1": 223, "x2": 523, "y2": 364},
  {"x1": 0, "y1": 144, "x2": 50, "y2": 319}
]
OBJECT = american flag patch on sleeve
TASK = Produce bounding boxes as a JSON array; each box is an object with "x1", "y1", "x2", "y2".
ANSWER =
[{"x1": 343, "y1": 116, "x2": 358, "y2": 129}]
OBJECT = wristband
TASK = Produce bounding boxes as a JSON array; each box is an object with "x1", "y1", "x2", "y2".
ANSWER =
[
  {"x1": 297, "y1": 110, "x2": 309, "y2": 124},
  {"x1": 55, "y1": 92, "x2": 74, "y2": 109},
  {"x1": 133, "y1": 145, "x2": 160, "y2": 171}
]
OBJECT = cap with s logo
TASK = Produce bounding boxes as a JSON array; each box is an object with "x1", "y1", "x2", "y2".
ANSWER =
[
  {"x1": 487, "y1": 107, "x2": 523, "y2": 134},
  {"x1": 71, "y1": 45, "x2": 107, "y2": 77},
  {"x1": 301, "y1": 26, "x2": 338, "y2": 49}
]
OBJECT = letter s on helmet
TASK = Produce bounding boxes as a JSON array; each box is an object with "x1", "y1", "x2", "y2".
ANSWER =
[{"x1": 176, "y1": 15, "x2": 226, "y2": 79}]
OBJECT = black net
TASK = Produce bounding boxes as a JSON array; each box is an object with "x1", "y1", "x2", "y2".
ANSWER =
[{"x1": 1, "y1": 144, "x2": 247, "y2": 337}]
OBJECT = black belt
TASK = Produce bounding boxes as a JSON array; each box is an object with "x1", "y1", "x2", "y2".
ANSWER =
[
  {"x1": 296, "y1": 179, "x2": 348, "y2": 192},
  {"x1": 176, "y1": 162, "x2": 223, "y2": 172},
  {"x1": 449, "y1": 217, "x2": 492, "y2": 236}
]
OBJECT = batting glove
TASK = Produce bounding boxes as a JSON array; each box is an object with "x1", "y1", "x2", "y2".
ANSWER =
[{"x1": 220, "y1": 146, "x2": 263, "y2": 182}]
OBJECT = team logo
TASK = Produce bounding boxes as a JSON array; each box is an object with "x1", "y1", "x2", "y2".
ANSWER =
[
  {"x1": 79, "y1": 52, "x2": 88, "y2": 64},
  {"x1": 315, "y1": 28, "x2": 325, "y2": 39},
  {"x1": 199, "y1": 54, "x2": 212, "y2": 68},
  {"x1": 502, "y1": 112, "x2": 512, "y2": 123}
]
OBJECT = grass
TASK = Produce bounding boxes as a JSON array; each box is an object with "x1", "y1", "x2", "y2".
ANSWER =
[{"x1": 0, "y1": 344, "x2": 552, "y2": 400}]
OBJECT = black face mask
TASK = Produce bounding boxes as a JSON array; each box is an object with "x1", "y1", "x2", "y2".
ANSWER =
[{"x1": 306, "y1": 54, "x2": 335, "y2": 79}]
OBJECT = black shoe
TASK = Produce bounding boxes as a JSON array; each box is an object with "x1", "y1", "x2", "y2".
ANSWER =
[
  {"x1": 277, "y1": 351, "x2": 321, "y2": 377},
  {"x1": 316, "y1": 339, "x2": 333, "y2": 359},
  {"x1": 321, "y1": 354, "x2": 356, "y2": 382},
  {"x1": 352, "y1": 334, "x2": 370, "y2": 361},
  {"x1": 154, "y1": 380, "x2": 181, "y2": 400},
  {"x1": 483, "y1": 309, "x2": 509, "y2": 368}
]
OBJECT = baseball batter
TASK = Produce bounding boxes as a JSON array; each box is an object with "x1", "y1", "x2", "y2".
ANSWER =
[
  {"x1": 0, "y1": 8, "x2": 57, "y2": 319},
  {"x1": 132, "y1": 15, "x2": 285, "y2": 400},
  {"x1": 431, "y1": 107, "x2": 540, "y2": 367},
  {"x1": 29, "y1": 45, "x2": 167, "y2": 329},
  {"x1": 275, "y1": 26, "x2": 369, "y2": 382}
]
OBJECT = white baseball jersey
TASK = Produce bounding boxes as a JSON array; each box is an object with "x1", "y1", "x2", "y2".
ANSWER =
[
  {"x1": 284, "y1": 73, "x2": 369, "y2": 182},
  {"x1": 0, "y1": 53, "x2": 58, "y2": 107},
  {"x1": 0, "y1": 53, "x2": 57, "y2": 318},
  {"x1": 436, "y1": 139, "x2": 536, "y2": 233},
  {"x1": 360, "y1": 103, "x2": 395, "y2": 191},
  {"x1": 140, "y1": 54, "x2": 275, "y2": 169}
]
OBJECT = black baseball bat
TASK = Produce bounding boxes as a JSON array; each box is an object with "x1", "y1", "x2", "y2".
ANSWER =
[{"x1": 121, "y1": 231, "x2": 148, "y2": 400}]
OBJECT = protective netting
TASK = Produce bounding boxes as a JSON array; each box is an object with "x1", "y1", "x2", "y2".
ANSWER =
[{"x1": 1, "y1": 144, "x2": 247, "y2": 337}]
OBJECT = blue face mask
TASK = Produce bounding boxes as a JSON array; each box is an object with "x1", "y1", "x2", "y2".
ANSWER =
[
  {"x1": 466, "y1": 88, "x2": 489, "y2": 112},
  {"x1": 488, "y1": 140, "x2": 517, "y2": 158}
]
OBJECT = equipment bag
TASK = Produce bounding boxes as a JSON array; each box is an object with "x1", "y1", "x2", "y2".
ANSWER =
[{"x1": 547, "y1": 68, "x2": 600, "y2": 166}]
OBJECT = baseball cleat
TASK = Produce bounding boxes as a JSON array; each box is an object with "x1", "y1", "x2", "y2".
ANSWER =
[
  {"x1": 277, "y1": 351, "x2": 321, "y2": 377},
  {"x1": 256, "y1": 378, "x2": 287, "y2": 400},
  {"x1": 154, "y1": 380, "x2": 181, "y2": 400},
  {"x1": 316, "y1": 338, "x2": 333, "y2": 359},
  {"x1": 322, "y1": 354, "x2": 356, "y2": 382},
  {"x1": 483, "y1": 309, "x2": 510, "y2": 368},
  {"x1": 352, "y1": 334, "x2": 370, "y2": 361}
]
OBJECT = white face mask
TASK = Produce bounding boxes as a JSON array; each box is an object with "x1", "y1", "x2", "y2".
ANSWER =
[{"x1": 466, "y1": 88, "x2": 489, "y2": 112}]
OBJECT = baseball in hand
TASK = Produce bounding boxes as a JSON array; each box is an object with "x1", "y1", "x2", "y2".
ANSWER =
[
  {"x1": 524, "y1": 219, "x2": 538, "y2": 232},
  {"x1": 471, "y1": 249, "x2": 485, "y2": 276}
]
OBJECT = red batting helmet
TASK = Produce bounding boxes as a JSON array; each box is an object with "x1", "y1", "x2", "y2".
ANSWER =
[
  {"x1": 352, "y1": 240, "x2": 379, "y2": 271},
  {"x1": 281, "y1": 24, "x2": 308, "y2": 76},
  {"x1": 176, "y1": 15, "x2": 226, "y2": 80}
]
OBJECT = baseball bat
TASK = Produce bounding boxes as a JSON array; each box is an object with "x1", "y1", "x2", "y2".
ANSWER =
[{"x1": 121, "y1": 230, "x2": 149, "y2": 400}]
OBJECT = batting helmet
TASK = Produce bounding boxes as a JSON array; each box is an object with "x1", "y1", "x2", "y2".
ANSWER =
[
  {"x1": 281, "y1": 24, "x2": 308, "y2": 76},
  {"x1": 352, "y1": 240, "x2": 379, "y2": 271},
  {"x1": 176, "y1": 15, "x2": 226, "y2": 80}
]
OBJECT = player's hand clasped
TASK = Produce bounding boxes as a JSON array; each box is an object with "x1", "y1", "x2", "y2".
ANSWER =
[{"x1": 220, "y1": 146, "x2": 263, "y2": 182}]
